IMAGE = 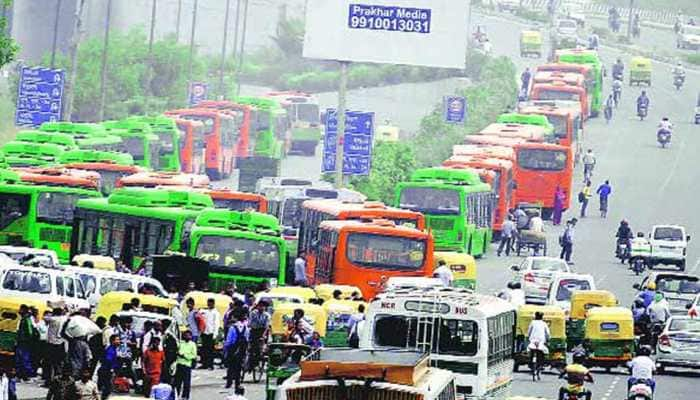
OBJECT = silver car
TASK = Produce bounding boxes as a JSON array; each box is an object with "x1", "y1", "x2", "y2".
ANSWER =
[
  {"x1": 511, "y1": 256, "x2": 571, "y2": 304},
  {"x1": 656, "y1": 316, "x2": 700, "y2": 373}
]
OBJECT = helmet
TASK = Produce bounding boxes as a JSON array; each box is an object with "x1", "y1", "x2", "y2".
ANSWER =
[
  {"x1": 641, "y1": 90, "x2": 647, "y2": 95},
  {"x1": 621, "y1": 219, "x2": 628, "y2": 226},
  {"x1": 573, "y1": 350, "x2": 586, "y2": 364},
  {"x1": 662, "y1": 117, "x2": 669, "y2": 121},
  {"x1": 646, "y1": 282, "x2": 656, "y2": 290},
  {"x1": 638, "y1": 345, "x2": 652, "y2": 356}
]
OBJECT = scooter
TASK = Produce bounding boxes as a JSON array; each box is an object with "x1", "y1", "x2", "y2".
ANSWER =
[
  {"x1": 657, "y1": 129, "x2": 671, "y2": 148},
  {"x1": 631, "y1": 256, "x2": 646, "y2": 275},
  {"x1": 674, "y1": 74, "x2": 685, "y2": 90},
  {"x1": 616, "y1": 241, "x2": 630, "y2": 263},
  {"x1": 613, "y1": 86, "x2": 622, "y2": 107},
  {"x1": 638, "y1": 104, "x2": 648, "y2": 121},
  {"x1": 628, "y1": 379, "x2": 654, "y2": 400}
]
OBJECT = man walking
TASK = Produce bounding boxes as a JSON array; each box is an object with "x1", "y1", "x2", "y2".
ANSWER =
[
  {"x1": 15, "y1": 304, "x2": 37, "y2": 381},
  {"x1": 596, "y1": 180, "x2": 612, "y2": 218},
  {"x1": 521, "y1": 67, "x2": 532, "y2": 93},
  {"x1": 579, "y1": 181, "x2": 592, "y2": 218},
  {"x1": 497, "y1": 216, "x2": 517, "y2": 257},
  {"x1": 200, "y1": 298, "x2": 221, "y2": 370},
  {"x1": 44, "y1": 307, "x2": 67, "y2": 385},
  {"x1": 224, "y1": 312, "x2": 249, "y2": 391},
  {"x1": 559, "y1": 218, "x2": 577, "y2": 264},
  {"x1": 294, "y1": 251, "x2": 308, "y2": 286},
  {"x1": 173, "y1": 330, "x2": 197, "y2": 400},
  {"x1": 582, "y1": 149, "x2": 596, "y2": 181}
]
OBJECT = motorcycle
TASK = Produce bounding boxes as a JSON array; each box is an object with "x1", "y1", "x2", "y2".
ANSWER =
[
  {"x1": 638, "y1": 105, "x2": 648, "y2": 121},
  {"x1": 657, "y1": 129, "x2": 671, "y2": 148},
  {"x1": 631, "y1": 256, "x2": 646, "y2": 275},
  {"x1": 613, "y1": 87, "x2": 622, "y2": 107},
  {"x1": 604, "y1": 105, "x2": 613, "y2": 124},
  {"x1": 616, "y1": 241, "x2": 630, "y2": 263},
  {"x1": 628, "y1": 379, "x2": 654, "y2": 400},
  {"x1": 673, "y1": 74, "x2": 685, "y2": 90}
]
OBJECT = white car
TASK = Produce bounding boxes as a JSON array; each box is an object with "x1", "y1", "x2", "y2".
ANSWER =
[
  {"x1": 648, "y1": 225, "x2": 690, "y2": 270},
  {"x1": 656, "y1": 316, "x2": 700, "y2": 373},
  {"x1": 0, "y1": 246, "x2": 61, "y2": 269},
  {"x1": 544, "y1": 272, "x2": 596, "y2": 313},
  {"x1": 677, "y1": 24, "x2": 700, "y2": 50},
  {"x1": 511, "y1": 256, "x2": 571, "y2": 304}
]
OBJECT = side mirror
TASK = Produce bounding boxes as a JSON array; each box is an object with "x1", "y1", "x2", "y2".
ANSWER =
[
  {"x1": 686, "y1": 235, "x2": 691, "y2": 242},
  {"x1": 633, "y1": 283, "x2": 641, "y2": 290},
  {"x1": 511, "y1": 265, "x2": 520, "y2": 272}
]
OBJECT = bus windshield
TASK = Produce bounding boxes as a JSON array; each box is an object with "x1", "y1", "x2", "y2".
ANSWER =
[
  {"x1": 518, "y1": 149, "x2": 567, "y2": 171},
  {"x1": 547, "y1": 115, "x2": 568, "y2": 139},
  {"x1": 538, "y1": 90, "x2": 580, "y2": 102},
  {"x1": 346, "y1": 233, "x2": 426, "y2": 270},
  {"x1": 399, "y1": 187, "x2": 460, "y2": 215},
  {"x1": 297, "y1": 104, "x2": 320, "y2": 124},
  {"x1": 121, "y1": 137, "x2": 145, "y2": 160},
  {"x1": 2, "y1": 269, "x2": 52, "y2": 294},
  {"x1": 195, "y1": 235, "x2": 280, "y2": 277},
  {"x1": 282, "y1": 198, "x2": 305, "y2": 228},
  {"x1": 157, "y1": 133, "x2": 174, "y2": 155},
  {"x1": 373, "y1": 315, "x2": 479, "y2": 356},
  {"x1": 0, "y1": 193, "x2": 30, "y2": 230},
  {"x1": 183, "y1": 116, "x2": 215, "y2": 134},
  {"x1": 37, "y1": 192, "x2": 86, "y2": 225},
  {"x1": 213, "y1": 199, "x2": 262, "y2": 212}
]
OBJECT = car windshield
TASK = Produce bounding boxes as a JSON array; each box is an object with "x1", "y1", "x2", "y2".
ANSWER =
[
  {"x1": 653, "y1": 227, "x2": 684, "y2": 241},
  {"x1": 670, "y1": 319, "x2": 700, "y2": 333},
  {"x1": 518, "y1": 148, "x2": 567, "y2": 171},
  {"x1": 656, "y1": 276, "x2": 700, "y2": 294},
  {"x1": 530, "y1": 258, "x2": 568, "y2": 272},
  {"x1": 399, "y1": 187, "x2": 461, "y2": 215},
  {"x1": 556, "y1": 279, "x2": 592, "y2": 301},
  {"x1": 195, "y1": 235, "x2": 280, "y2": 278},
  {"x1": 346, "y1": 233, "x2": 426, "y2": 271},
  {"x1": 373, "y1": 315, "x2": 478, "y2": 356},
  {"x1": 0, "y1": 193, "x2": 30, "y2": 230},
  {"x1": 538, "y1": 90, "x2": 581, "y2": 102},
  {"x1": 37, "y1": 192, "x2": 87, "y2": 225},
  {"x1": 2, "y1": 269, "x2": 52, "y2": 294},
  {"x1": 213, "y1": 198, "x2": 262, "y2": 212}
]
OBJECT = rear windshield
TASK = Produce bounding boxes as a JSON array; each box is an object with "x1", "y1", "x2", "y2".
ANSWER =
[
  {"x1": 530, "y1": 258, "x2": 568, "y2": 272},
  {"x1": 653, "y1": 227, "x2": 684, "y2": 241},
  {"x1": 556, "y1": 279, "x2": 592, "y2": 301},
  {"x1": 669, "y1": 318, "x2": 700, "y2": 333},
  {"x1": 656, "y1": 276, "x2": 700, "y2": 294}
]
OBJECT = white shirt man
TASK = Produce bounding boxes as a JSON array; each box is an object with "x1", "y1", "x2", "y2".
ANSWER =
[
  {"x1": 433, "y1": 262, "x2": 454, "y2": 287},
  {"x1": 647, "y1": 298, "x2": 671, "y2": 324},
  {"x1": 527, "y1": 318, "x2": 550, "y2": 352},
  {"x1": 294, "y1": 255, "x2": 308, "y2": 286},
  {"x1": 583, "y1": 151, "x2": 596, "y2": 167},
  {"x1": 202, "y1": 306, "x2": 221, "y2": 336},
  {"x1": 529, "y1": 215, "x2": 545, "y2": 233},
  {"x1": 628, "y1": 355, "x2": 655, "y2": 380}
]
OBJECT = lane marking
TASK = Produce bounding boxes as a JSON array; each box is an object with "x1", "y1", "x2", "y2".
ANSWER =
[
  {"x1": 690, "y1": 257, "x2": 700, "y2": 274},
  {"x1": 658, "y1": 135, "x2": 686, "y2": 193},
  {"x1": 602, "y1": 376, "x2": 622, "y2": 400}
]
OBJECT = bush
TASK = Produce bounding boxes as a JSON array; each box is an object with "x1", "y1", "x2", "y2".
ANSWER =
[
  {"x1": 515, "y1": 7, "x2": 550, "y2": 24},
  {"x1": 347, "y1": 141, "x2": 418, "y2": 204},
  {"x1": 592, "y1": 26, "x2": 612, "y2": 40},
  {"x1": 686, "y1": 54, "x2": 700, "y2": 65},
  {"x1": 0, "y1": 0, "x2": 19, "y2": 70}
]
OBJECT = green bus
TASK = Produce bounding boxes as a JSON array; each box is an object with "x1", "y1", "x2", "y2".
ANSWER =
[
  {"x1": 1, "y1": 141, "x2": 65, "y2": 167},
  {"x1": 103, "y1": 120, "x2": 161, "y2": 170},
  {"x1": 39, "y1": 122, "x2": 124, "y2": 152},
  {"x1": 70, "y1": 188, "x2": 213, "y2": 270},
  {"x1": 128, "y1": 116, "x2": 181, "y2": 171},
  {"x1": 189, "y1": 209, "x2": 287, "y2": 291},
  {"x1": 59, "y1": 149, "x2": 135, "y2": 166},
  {"x1": 396, "y1": 168, "x2": 495, "y2": 257},
  {"x1": 0, "y1": 174, "x2": 101, "y2": 262},
  {"x1": 0, "y1": 150, "x2": 7, "y2": 169},
  {"x1": 15, "y1": 130, "x2": 78, "y2": 149},
  {"x1": 266, "y1": 92, "x2": 321, "y2": 156},
  {"x1": 555, "y1": 49, "x2": 603, "y2": 117},
  {"x1": 497, "y1": 113, "x2": 555, "y2": 137}
]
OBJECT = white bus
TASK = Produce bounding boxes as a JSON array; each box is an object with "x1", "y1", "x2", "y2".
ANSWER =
[{"x1": 360, "y1": 288, "x2": 516, "y2": 399}]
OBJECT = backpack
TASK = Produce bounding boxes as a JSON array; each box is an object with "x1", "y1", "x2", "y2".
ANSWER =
[
  {"x1": 229, "y1": 325, "x2": 248, "y2": 359},
  {"x1": 578, "y1": 191, "x2": 585, "y2": 203},
  {"x1": 194, "y1": 311, "x2": 206, "y2": 333}
]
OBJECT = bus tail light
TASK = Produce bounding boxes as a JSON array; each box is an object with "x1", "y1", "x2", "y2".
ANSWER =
[{"x1": 524, "y1": 272, "x2": 535, "y2": 282}]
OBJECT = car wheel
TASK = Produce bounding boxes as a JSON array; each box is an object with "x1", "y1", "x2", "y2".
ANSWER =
[{"x1": 657, "y1": 363, "x2": 665, "y2": 374}]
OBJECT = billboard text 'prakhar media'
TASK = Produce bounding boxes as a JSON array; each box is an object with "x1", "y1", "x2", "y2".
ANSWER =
[{"x1": 303, "y1": 0, "x2": 469, "y2": 69}]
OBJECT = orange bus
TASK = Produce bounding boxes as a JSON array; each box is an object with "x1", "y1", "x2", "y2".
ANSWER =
[
  {"x1": 13, "y1": 167, "x2": 100, "y2": 190},
  {"x1": 196, "y1": 100, "x2": 252, "y2": 158},
  {"x1": 531, "y1": 82, "x2": 589, "y2": 120},
  {"x1": 452, "y1": 144, "x2": 516, "y2": 161},
  {"x1": 517, "y1": 104, "x2": 583, "y2": 164},
  {"x1": 464, "y1": 134, "x2": 526, "y2": 148},
  {"x1": 116, "y1": 171, "x2": 211, "y2": 189},
  {"x1": 174, "y1": 119, "x2": 206, "y2": 174},
  {"x1": 476, "y1": 123, "x2": 548, "y2": 142},
  {"x1": 164, "y1": 109, "x2": 238, "y2": 180},
  {"x1": 513, "y1": 142, "x2": 573, "y2": 216},
  {"x1": 442, "y1": 155, "x2": 515, "y2": 233},
  {"x1": 308, "y1": 219, "x2": 433, "y2": 299},
  {"x1": 533, "y1": 71, "x2": 585, "y2": 87},
  {"x1": 536, "y1": 63, "x2": 597, "y2": 113},
  {"x1": 208, "y1": 189, "x2": 267, "y2": 213}
]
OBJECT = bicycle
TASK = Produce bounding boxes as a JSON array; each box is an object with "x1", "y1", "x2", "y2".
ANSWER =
[
  {"x1": 243, "y1": 331, "x2": 268, "y2": 383},
  {"x1": 529, "y1": 346, "x2": 545, "y2": 381}
]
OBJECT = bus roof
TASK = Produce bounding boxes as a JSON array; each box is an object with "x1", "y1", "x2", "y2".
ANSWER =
[
  {"x1": 59, "y1": 149, "x2": 135, "y2": 166},
  {"x1": 443, "y1": 155, "x2": 513, "y2": 171},
  {"x1": 319, "y1": 219, "x2": 431, "y2": 239},
  {"x1": 0, "y1": 181, "x2": 100, "y2": 196},
  {"x1": 517, "y1": 105, "x2": 573, "y2": 118},
  {"x1": 208, "y1": 189, "x2": 266, "y2": 203},
  {"x1": 532, "y1": 81, "x2": 586, "y2": 93},
  {"x1": 235, "y1": 96, "x2": 283, "y2": 110},
  {"x1": 102, "y1": 120, "x2": 158, "y2": 140},
  {"x1": 97, "y1": 188, "x2": 213, "y2": 209},
  {"x1": 15, "y1": 130, "x2": 77, "y2": 149},
  {"x1": 452, "y1": 144, "x2": 515, "y2": 160},
  {"x1": 536, "y1": 63, "x2": 592, "y2": 74},
  {"x1": 478, "y1": 123, "x2": 549, "y2": 141},
  {"x1": 118, "y1": 172, "x2": 210, "y2": 189},
  {"x1": 533, "y1": 71, "x2": 585, "y2": 86},
  {"x1": 302, "y1": 199, "x2": 424, "y2": 221},
  {"x1": 555, "y1": 49, "x2": 601, "y2": 64},
  {"x1": 39, "y1": 122, "x2": 108, "y2": 136},
  {"x1": 410, "y1": 167, "x2": 482, "y2": 185},
  {"x1": 194, "y1": 208, "x2": 281, "y2": 236},
  {"x1": 14, "y1": 167, "x2": 100, "y2": 189},
  {"x1": 373, "y1": 287, "x2": 515, "y2": 317},
  {"x1": 496, "y1": 114, "x2": 554, "y2": 129}
]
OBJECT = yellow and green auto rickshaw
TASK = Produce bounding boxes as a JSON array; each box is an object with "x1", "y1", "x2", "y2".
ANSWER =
[
  {"x1": 0, "y1": 297, "x2": 47, "y2": 363},
  {"x1": 256, "y1": 286, "x2": 319, "y2": 307},
  {"x1": 270, "y1": 302, "x2": 327, "y2": 342},
  {"x1": 95, "y1": 291, "x2": 179, "y2": 321},
  {"x1": 583, "y1": 307, "x2": 635, "y2": 371},
  {"x1": 514, "y1": 305, "x2": 567, "y2": 371},
  {"x1": 520, "y1": 30, "x2": 543, "y2": 58},
  {"x1": 629, "y1": 56, "x2": 652, "y2": 86},
  {"x1": 323, "y1": 299, "x2": 366, "y2": 347},
  {"x1": 434, "y1": 251, "x2": 477, "y2": 289},
  {"x1": 567, "y1": 290, "x2": 617, "y2": 349}
]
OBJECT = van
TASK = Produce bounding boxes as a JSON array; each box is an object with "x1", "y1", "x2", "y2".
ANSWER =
[
  {"x1": 545, "y1": 272, "x2": 596, "y2": 313},
  {"x1": 64, "y1": 266, "x2": 168, "y2": 307},
  {"x1": 648, "y1": 225, "x2": 690, "y2": 271},
  {"x1": 0, "y1": 246, "x2": 61, "y2": 269},
  {"x1": 0, "y1": 265, "x2": 90, "y2": 311}
]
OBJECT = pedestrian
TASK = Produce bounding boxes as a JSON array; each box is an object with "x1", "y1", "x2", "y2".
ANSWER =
[
  {"x1": 604, "y1": 94, "x2": 614, "y2": 123},
  {"x1": 173, "y1": 331, "x2": 197, "y2": 400},
  {"x1": 44, "y1": 307, "x2": 68, "y2": 385},
  {"x1": 528, "y1": 211, "x2": 544, "y2": 233},
  {"x1": 73, "y1": 368, "x2": 99, "y2": 400},
  {"x1": 142, "y1": 336, "x2": 165, "y2": 396},
  {"x1": 0, "y1": 368, "x2": 17, "y2": 400},
  {"x1": 552, "y1": 186, "x2": 566, "y2": 226},
  {"x1": 142, "y1": 320, "x2": 163, "y2": 354},
  {"x1": 224, "y1": 312, "x2": 249, "y2": 390},
  {"x1": 559, "y1": 218, "x2": 577, "y2": 264},
  {"x1": 226, "y1": 386, "x2": 248, "y2": 400},
  {"x1": 521, "y1": 67, "x2": 532, "y2": 93},
  {"x1": 130, "y1": 297, "x2": 142, "y2": 312},
  {"x1": 66, "y1": 335, "x2": 92, "y2": 380},
  {"x1": 582, "y1": 149, "x2": 596, "y2": 182},
  {"x1": 115, "y1": 316, "x2": 137, "y2": 385},
  {"x1": 514, "y1": 207, "x2": 529, "y2": 232},
  {"x1": 102, "y1": 315, "x2": 119, "y2": 347},
  {"x1": 88, "y1": 316, "x2": 107, "y2": 376},
  {"x1": 596, "y1": 180, "x2": 612, "y2": 218},
  {"x1": 432, "y1": 260, "x2": 453, "y2": 286},
  {"x1": 294, "y1": 251, "x2": 308, "y2": 286},
  {"x1": 98, "y1": 334, "x2": 120, "y2": 400},
  {"x1": 184, "y1": 298, "x2": 202, "y2": 344},
  {"x1": 15, "y1": 304, "x2": 37, "y2": 381},
  {"x1": 32, "y1": 307, "x2": 48, "y2": 383},
  {"x1": 497, "y1": 215, "x2": 516, "y2": 256},
  {"x1": 45, "y1": 365, "x2": 75, "y2": 400},
  {"x1": 306, "y1": 331, "x2": 324, "y2": 349},
  {"x1": 160, "y1": 319, "x2": 179, "y2": 385},
  {"x1": 347, "y1": 304, "x2": 365, "y2": 349},
  {"x1": 579, "y1": 181, "x2": 592, "y2": 218},
  {"x1": 200, "y1": 298, "x2": 221, "y2": 370}
]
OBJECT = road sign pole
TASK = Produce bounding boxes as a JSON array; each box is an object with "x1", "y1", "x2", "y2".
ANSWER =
[
  {"x1": 50, "y1": 0, "x2": 63, "y2": 69},
  {"x1": 335, "y1": 61, "x2": 349, "y2": 189},
  {"x1": 98, "y1": 0, "x2": 113, "y2": 122}
]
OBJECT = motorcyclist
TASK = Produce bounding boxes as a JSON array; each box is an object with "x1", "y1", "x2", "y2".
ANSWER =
[
  {"x1": 612, "y1": 77, "x2": 623, "y2": 104},
  {"x1": 627, "y1": 345, "x2": 656, "y2": 394},
  {"x1": 615, "y1": 220, "x2": 633, "y2": 256},
  {"x1": 648, "y1": 292, "x2": 671, "y2": 326},
  {"x1": 658, "y1": 117, "x2": 673, "y2": 134},
  {"x1": 588, "y1": 33, "x2": 599, "y2": 50},
  {"x1": 558, "y1": 350, "x2": 594, "y2": 400},
  {"x1": 632, "y1": 298, "x2": 648, "y2": 325},
  {"x1": 673, "y1": 61, "x2": 686, "y2": 80},
  {"x1": 612, "y1": 59, "x2": 624, "y2": 80},
  {"x1": 636, "y1": 282, "x2": 656, "y2": 308},
  {"x1": 630, "y1": 231, "x2": 651, "y2": 262},
  {"x1": 604, "y1": 94, "x2": 614, "y2": 123},
  {"x1": 636, "y1": 91, "x2": 649, "y2": 114}
]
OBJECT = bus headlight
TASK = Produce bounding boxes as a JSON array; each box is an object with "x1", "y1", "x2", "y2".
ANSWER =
[{"x1": 269, "y1": 278, "x2": 278, "y2": 287}]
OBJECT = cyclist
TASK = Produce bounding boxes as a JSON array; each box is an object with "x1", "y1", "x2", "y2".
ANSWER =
[
  {"x1": 582, "y1": 149, "x2": 596, "y2": 182},
  {"x1": 527, "y1": 311, "x2": 550, "y2": 379},
  {"x1": 558, "y1": 350, "x2": 594, "y2": 400},
  {"x1": 248, "y1": 300, "x2": 271, "y2": 369}
]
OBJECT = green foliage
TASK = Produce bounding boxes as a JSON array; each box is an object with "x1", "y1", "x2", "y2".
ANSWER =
[
  {"x1": 0, "y1": 0, "x2": 19, "y2": 69},
  {"x1": 348, "y1": 141, "x2": 418, "y2": 204},
  {"x1": 592, "y1": 26, "x2": 612, "y2": 40},
  {"x1": 686, "y1": 53, "x2": 700, "y2": 66},
  {"x1": 515, "y1": 7, "x2": 550, "y2": 24},
  {"x1": 411, "y1": 56, "x2": 518, "y2": 168},
  {"x1": 45, "y1": 29, "x2": 229, "y2": 121}
]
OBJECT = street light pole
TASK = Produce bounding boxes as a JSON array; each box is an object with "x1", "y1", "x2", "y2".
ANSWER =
[
  {"x1": 334, "y1": 61, "x2": 349, "y2": 189},
  {"x1": 98, "y1": 0, "x2": 113, "y2": 122},
  {"x1": 219, "y1": 0, "x2": 232, "y2": 99},
  {"x1": 64, "y1": 0, "x2": 86, "y2": 121},
  {"x1": 175, "y1": 0, "x2": 182, "y2": 42},
  {"x1": 187, "y1": 0, "x2": 199, "y2": 85},
  {"x1": 627, "y1": 0, "x2": 634, "y2": 39},
  {"x1": 50, "y1": 0, "x2": 63, "y2": 69},
  {"x1": 236, "y1": 0, "x2": 249, "y2": 97},
  {"x1": 146, "y1": 0, "x2": 157, "y2": 112}
]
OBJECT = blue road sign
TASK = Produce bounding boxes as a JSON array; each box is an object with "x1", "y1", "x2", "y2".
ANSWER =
[
  {"x1": 15, "y1": 66, "x2": 65, "y2": 127},
  {"x1": 443, "y1": 95, "x2": 467, "y2": 124},
  {"x1": 322, "y1": 109, "x2": 375, "y2": 175},
  {"x1": 188, "y1": 81, "x2": 208, "y2": 107}
]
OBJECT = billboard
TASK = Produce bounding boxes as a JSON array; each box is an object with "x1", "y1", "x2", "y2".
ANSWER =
[{"x1": 303, "y1": 0, "x2": 469, "y2": 69}]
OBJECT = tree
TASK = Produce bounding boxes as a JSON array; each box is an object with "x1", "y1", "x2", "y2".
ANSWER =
[
  {"x1": 348, "y1": 141, "x2": 418, "y2": 204},
  {"x1": 0, "y1": 0, "x2": 19, "y2": 69}
]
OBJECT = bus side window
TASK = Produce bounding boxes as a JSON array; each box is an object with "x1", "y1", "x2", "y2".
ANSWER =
[{"x1": 56, "y1": 276, "x2": 64, "y2": 296}]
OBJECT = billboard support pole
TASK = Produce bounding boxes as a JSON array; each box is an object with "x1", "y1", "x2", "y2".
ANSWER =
[{"x1": 334, "y1": 61, "x2": 349, "y2": 189}]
